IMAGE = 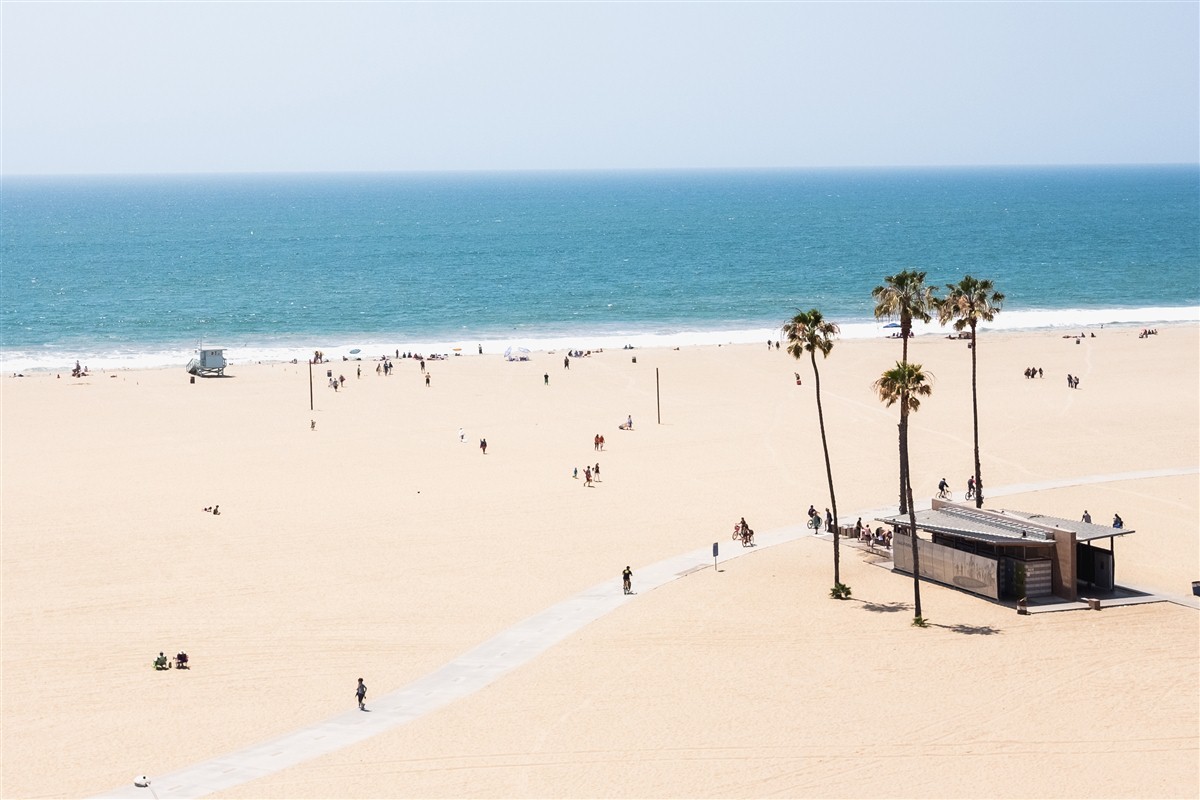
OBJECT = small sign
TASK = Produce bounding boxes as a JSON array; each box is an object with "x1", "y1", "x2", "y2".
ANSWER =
[{"x1": 712, "y1": 542, "x2": 719, "y2": 558}]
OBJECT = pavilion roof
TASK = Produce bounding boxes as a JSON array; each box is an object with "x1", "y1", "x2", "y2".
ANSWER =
[{"x1": 879, "y1": 504, "x2": 1134, "y2": 546}]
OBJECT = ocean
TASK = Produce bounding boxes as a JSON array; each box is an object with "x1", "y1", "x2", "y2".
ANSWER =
[{"x1": 1, "y1": 166, "x2": 1197, "y2": 371}]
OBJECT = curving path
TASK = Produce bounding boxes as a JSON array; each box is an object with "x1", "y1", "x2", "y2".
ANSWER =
[{"x1": 96, "y1": 466, "x2": 1199, "y2": 799}]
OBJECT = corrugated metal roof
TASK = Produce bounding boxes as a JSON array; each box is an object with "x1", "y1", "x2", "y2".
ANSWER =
[{"x1": 879, "y1": 505, "x2": 1134, "y2": 545}]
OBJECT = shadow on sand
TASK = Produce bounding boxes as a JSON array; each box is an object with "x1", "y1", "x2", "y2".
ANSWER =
[
  {"x1": 933, "y1": 622, "x2": 1002, "y2": 636},
  {"x1": 853, "y1": 599, "x2": 909, "y2": 614}
]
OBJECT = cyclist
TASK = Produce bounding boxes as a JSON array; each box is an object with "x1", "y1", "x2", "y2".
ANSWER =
[
  {"x1": 807, "y1": 505, "x2": 819, "y2": 528},
  {"x1": 966, "y1": 475, "x2": 976, "y2": 499},
  {"x1": 937, "y1": 478, "x2": 950, "y2": 499}
]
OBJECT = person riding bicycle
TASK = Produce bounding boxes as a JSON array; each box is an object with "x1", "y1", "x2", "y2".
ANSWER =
[
  {"x1": 938, "y1": 478, "x2": 950, "y2": 498},
  {"x1": 806, "y1": 505, "x2": 819, "y2": 528},
  {"x1": 966, "y1": 475, "x2": 976, "y2": 498},
  {"x1": 738, "y1": 517, "x2": 754, "y2": 546}
]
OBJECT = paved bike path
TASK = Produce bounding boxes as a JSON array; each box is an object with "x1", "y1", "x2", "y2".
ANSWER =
[{"x1": 97, "y1": 465, "x2": 1198, "y2": 799}]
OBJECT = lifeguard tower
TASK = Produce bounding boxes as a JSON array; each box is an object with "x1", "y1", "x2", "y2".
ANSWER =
[{"x1": 186, "y1": 347, "x2": 227, "y2": 377}]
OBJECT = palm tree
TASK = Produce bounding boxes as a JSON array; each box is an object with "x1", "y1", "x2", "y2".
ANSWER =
[
  {"x1": 872, "y1": 270, "x2": 937, "y2": 512},
  {"x1": 937, "y1": 276, "x2": 1004, "y2": 509},
  {"x1": 874, "y1": 362, "x2": 934, "y2": 623},
  {"x1": 782, "y1": 309, "x2": 845, "y2": 595}
]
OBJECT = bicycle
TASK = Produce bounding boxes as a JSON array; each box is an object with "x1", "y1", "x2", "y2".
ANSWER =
[
  {"x1": 806, "y1": 514, "x2": 821, "y2": 530},
  {"x1": 965, "y1": 486, "x2": 977, "y2": 501},
  {"x1": 936, "y1": 486, "x2": 951, "y2": 500}
]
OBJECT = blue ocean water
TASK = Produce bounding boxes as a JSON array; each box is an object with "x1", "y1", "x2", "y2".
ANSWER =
[{"x1": 2, "y1": 166, "x2": 1197, "y2": 370}]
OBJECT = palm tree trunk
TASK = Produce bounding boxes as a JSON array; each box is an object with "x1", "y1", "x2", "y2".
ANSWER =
[
  {"x1": 970, "y1": 320, "x2": 983, "y2": 508},
  {"x1": 899, "y1": 398, "x2": 922, "y2": 618},
  {"x1": 811, "y1": 350, "x2": 839, "y2": 587},
  {"x1": 899, "y1": 317, "x2": 910, "y2": 514}
]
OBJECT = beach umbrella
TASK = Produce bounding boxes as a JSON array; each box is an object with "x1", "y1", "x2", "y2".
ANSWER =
[
  {"x1": 349, "y1": 348, "x2": 362, "y2": 354},
  {"x1": 883, "y1": 323, "x2": 901, "y2": 329}
]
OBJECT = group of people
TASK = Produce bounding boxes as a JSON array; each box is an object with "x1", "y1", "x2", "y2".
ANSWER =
[
  {"x1": 807, "y1": 505, "x2": 834, "y2": 533},
  {"x1": 593, "y1": 434, "x2": 606, "y2": 451},
  {"x1": 1023, "y1": 367, "x2": 1044, "y2": 379},
  {"x1": 857, "y1": 521, "x2": 893, "y2": 548},
  {"x1": 577, "y1": 463, "x2": 600, "y2": 486},
  {"x1": 1138, "y1": 328, "x2": 1159, "y2": 338},
  {"x1": 1083, "y1": 509, "x2": 1125, "y2": 528},
  {"x1": 618, "y1": 415, "x2": 634, "y2": 431},
  {"x1": 1066, "y1": 373, "x2": 1082, "y2": 389},
  {"x1": 71, "y1": 360, "x2": 89, "y2": 378},
  {"x1": 153, "y1": 651, "x2": 189, "y2": 670},
  {"x1": 734, "y1": 517, "x2": 755, "y2": 546},
  {"x1": 201, "y1": 505, "x2": 220, "y2": 515},
  {"x1": 936, "y1": 476, "x2": 977, "y2": 500}
]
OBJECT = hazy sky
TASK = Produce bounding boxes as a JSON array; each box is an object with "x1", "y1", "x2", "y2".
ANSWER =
[{"x1": 2, "y1": 2, "x2": 1197, "y2": 175}]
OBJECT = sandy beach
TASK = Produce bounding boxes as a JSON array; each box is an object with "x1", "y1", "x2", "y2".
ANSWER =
[{"x1": 2, "y1": 324, "x2": 1197, "y2": 799}]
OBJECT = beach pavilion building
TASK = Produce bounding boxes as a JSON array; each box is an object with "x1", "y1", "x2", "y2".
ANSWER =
[{"x1": 882, "y1": 500, "x2": 1134, "y2": 602}]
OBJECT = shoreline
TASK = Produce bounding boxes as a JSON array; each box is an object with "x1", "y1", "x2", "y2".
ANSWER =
[{"x1": 4, "y1": 305, "x2": 1196, "y2": 374}]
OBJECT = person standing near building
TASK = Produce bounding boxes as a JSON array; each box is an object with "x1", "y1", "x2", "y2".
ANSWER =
[{"x1": 355, "y1": 678, "x2": 367, "y2": 711}]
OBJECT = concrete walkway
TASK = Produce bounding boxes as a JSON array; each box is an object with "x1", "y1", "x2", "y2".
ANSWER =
[{"x1": 96, "y1": 465, "x2": 1198, "y2": 799}]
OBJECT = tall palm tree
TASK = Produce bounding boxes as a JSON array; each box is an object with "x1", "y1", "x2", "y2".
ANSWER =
[
  {"x1": 782, "y1": 309, "x2": 845, "y2": 594},
  {"x1": 874, "y1": 362, "x2": 934, "y2": 623},
  {"x1": 937, "y1": 276, "x2": 1004, "y2": 509},
  {"x1": 872, "y1": 270, "x2": 937, "y2": 512}
]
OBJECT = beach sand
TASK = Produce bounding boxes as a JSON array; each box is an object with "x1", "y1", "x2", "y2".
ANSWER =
[{"x1": 2, "y1": 325, "x2": 1197, "y2": 798}]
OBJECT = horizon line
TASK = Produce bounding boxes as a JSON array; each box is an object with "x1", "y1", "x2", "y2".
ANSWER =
[{"x1": 3, "y1": 162, "x2": 1198, "y2": 180}]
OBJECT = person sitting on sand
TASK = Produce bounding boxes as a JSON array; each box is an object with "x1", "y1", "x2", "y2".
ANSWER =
[
  {"x1": 212, "y1": 505, "x2": 220, "y2": 515},
  {"x1": 175, "y1": 651, "x2": 189, "y2": 669},
  {"x1": 154, "y1": 652, "x2": 170, "y2": 671}
]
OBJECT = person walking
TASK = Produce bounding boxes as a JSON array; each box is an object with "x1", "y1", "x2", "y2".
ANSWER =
[
  {"x1": 425, "y1": 373, "x2": 431, "y2": 388},
  {"x1": 593, "y1": 462, "x2": 600, "y2": 482},
  {"x1": 355, "y1": 678, "x2": 367, "y2": 711},
  {"x1": 480, "y1": 438, "x2": 488, "y2": 455},
  {"x1": 622, "y1": 566, "x2": 633, "y2": 595}
]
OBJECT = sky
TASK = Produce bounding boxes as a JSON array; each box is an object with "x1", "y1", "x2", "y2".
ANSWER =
[{"x1": 1, "y1": 1, "x2": 1197, "y2": 175}]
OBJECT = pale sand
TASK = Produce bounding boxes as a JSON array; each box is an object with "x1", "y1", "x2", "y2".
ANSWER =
[{"x1": 2, "y1": 325, "x2": 1197, "y2": 798}]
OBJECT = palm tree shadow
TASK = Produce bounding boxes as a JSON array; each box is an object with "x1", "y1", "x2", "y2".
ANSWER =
[
  {"x1": 933, "y1": 622, "x2": 1002, "y2": 636},
  {"x1": 853, "y1": 599, "x2": 910, "y2": 614}
]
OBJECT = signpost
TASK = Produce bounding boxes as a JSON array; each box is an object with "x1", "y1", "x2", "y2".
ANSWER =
[{"x1": 712, "y1": 541, "x2": 718, "y2": 571}]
